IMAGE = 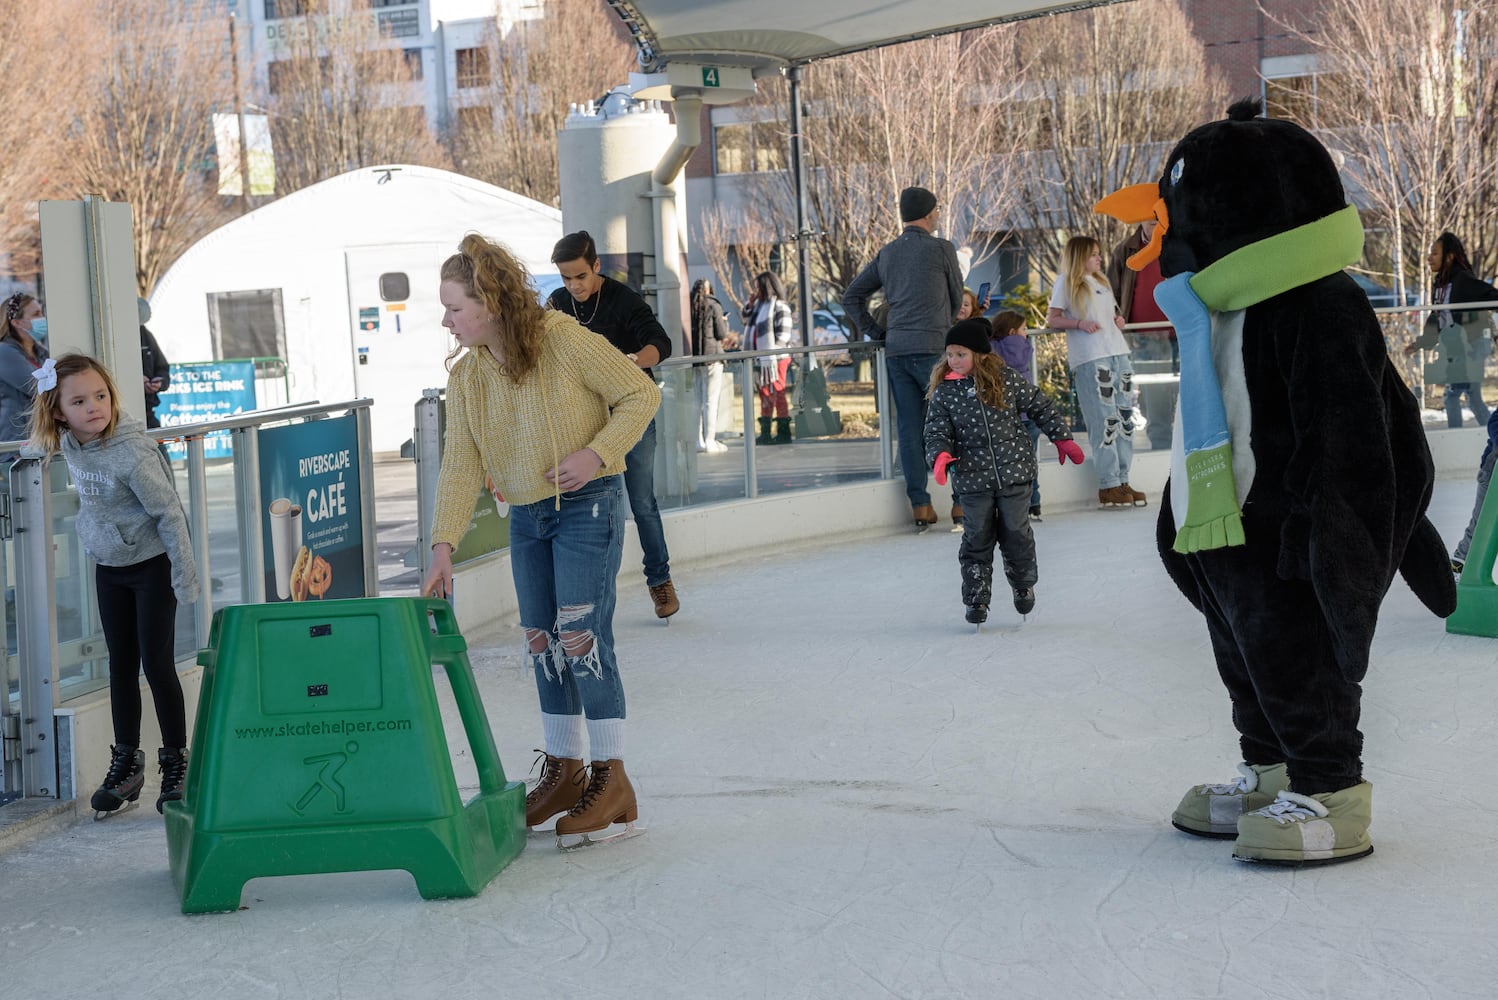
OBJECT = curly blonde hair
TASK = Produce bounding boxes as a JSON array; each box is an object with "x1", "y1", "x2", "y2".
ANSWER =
[
  {"x1": 28, "y1": 353, "x2": 123, "y2": 453},
  {"x1": 439, "y1": 234, "x2": 548, "y2": 382}
]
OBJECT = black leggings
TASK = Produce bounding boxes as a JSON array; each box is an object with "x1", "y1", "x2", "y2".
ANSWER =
[{"x1": 97, "y1": 553, "x2": 186, "y2": 748}]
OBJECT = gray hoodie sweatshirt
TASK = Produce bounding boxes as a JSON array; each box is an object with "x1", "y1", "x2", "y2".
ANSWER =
[{"x1": 60, "y1": 415, "x2": 198, "y2": 603}]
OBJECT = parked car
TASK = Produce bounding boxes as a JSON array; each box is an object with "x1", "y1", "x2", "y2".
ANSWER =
[
  {"x1": 1349, "y1": 273, "x2": 1418, "y2": 309},
  {"x1": 810, "y1": 308, "x2": 852, "y2": 365}
]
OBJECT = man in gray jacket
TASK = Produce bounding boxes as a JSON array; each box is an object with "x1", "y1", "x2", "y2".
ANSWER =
[{"x1": 843, "y1": 186, "x2": 964, "y2": 527}]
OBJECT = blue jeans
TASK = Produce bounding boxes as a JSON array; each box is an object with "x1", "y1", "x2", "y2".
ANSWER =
[
  {"x1": 1072, "y1": 353, "x2": 1136, "y2": 490},
  {"x1": 623, "y1": 418, "x2": 671, "y2": 586},
  {"x1": 1022, "y1": 417, "x2": 1042, "y2": 506},
  {"x1": 888, "y1": 353, "x2": 941, "y2": 506},
  {"x1": 509, "y1": 476, "x2": 627, "y2": 721}
]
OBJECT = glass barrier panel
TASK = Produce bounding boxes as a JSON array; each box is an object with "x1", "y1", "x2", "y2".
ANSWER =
[
  {"x1": 754, "y1": 347, "x2": 884, "y2": 498},
  {"x1": 653, "y1": 360, "x2": 749, "y2": 510}
]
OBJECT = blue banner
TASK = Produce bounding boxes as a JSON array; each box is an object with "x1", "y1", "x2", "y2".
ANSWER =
[
  {"x1": 158, "y1": 360, "x2": 257, "y2": 459},
  {"x1": 257, "y1": 413, "x2": 367, "y2": 603}
]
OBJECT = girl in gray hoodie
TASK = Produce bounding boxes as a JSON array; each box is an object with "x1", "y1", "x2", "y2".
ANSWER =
[{"x1": 29, "y1": 353, "x2": 198, "y2": 818}]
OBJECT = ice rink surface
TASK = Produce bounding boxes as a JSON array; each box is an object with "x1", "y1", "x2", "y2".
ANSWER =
[{"x1": 4, "y1": 476, "x2": 1497, "y2": 1000}]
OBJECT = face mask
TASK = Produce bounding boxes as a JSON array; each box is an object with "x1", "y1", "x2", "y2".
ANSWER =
[{"x1": 28, "y1": 318, "x2": 47, "y2": 342}]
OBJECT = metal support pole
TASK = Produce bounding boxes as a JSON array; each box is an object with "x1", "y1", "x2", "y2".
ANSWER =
[
  {"x1": 787, "y1": 65, "x2": 815, "y2": 358},
  {"x1": 185, "y1": 436, "x2": 213, "y2": 649},
  {"x1": 12, "y1": 458, "x2": 58, "y2": 798},
  {"x1": 875, "y1": 350, "x2": 894, "y2": 480},
  {"x1": 413, "y1": 391, "x2": 443, "y2": 584},
  {"x1": 740, "y1": 357, "x2": 758, "y2": 498},
  {"x1": 356, "y1": 405, "x2": 379, "y2": 597},
  {"x1": 232, "y1": 425, "x2": 265, "y2": 604}
]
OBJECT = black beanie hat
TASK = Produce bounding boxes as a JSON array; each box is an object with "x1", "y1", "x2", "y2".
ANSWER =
[
  {"x1": 945, "y1": 318, "x2": 993, "y2": 355},
  {"x1": 899, "y1": 186, "x2": 937, "y2": 223}
]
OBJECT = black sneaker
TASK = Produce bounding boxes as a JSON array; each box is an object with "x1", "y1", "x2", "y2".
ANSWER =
[
  {"x1": 965, "y1": 604, "x2": 988, "y2": 624},
  {"x1": 1029, "y1": 504, "x2": 1043, "y2": 521},
  {"x1": 1013, "y1": 587, "x2": 1036, "y2": 615},
  {"x1": 91, "y1": 745, "x2": 145, "y2": 813}
]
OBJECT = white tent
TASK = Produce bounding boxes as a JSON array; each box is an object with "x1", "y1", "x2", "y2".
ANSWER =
[{"x1": 149, "y1": 164, "x2": 563, "y2": 452}]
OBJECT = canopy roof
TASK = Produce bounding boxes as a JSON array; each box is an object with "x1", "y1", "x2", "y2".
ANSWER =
[{"x1": 605, "y1": 0, "x2": 1125, "y2": 71}]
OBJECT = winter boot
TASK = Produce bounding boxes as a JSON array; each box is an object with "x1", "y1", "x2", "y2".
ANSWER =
[
  {"x1": 755, "y1": 417, "x2": 774, "y2": 445},
  {"x1": 555, "y1": 758, "x2": 638, "y2": 837},
  {"x1": 91, "y1": 744, "x2": 145, "y2": 815},
  {"x1": 155, "y1": 746, "x2": 189, "y2": 813},
  {"x1": 648, "y1": 579, "x2": 680, "y2": 619},
  {"x1": 1171, "y1": 762, "x2": 1289, "y2": 838},
  {"x1": 1233, "y1": 782, "x2": 1374, "y2": 866},
  {"x1": 1012, "y1": 587, "x2": 1036, "y2": 615},
  {"x1": 773, "y1": 416, "x2": 793, "y2": 445},
  {"x1": 525, "y1": 751, "x2": 587, "y2": 828},
  {"x1": 951, "y1": 504, "x2": 964, "y2": 526}
]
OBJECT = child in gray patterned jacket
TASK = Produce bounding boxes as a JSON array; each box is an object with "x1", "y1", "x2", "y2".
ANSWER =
[{"x1": 924, "y1": 319, "x2": 1085, "y2": 625}]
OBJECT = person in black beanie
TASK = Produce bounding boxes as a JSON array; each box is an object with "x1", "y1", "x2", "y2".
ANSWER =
[
  {"x1": 924, "y1": 317, "x2": 1085, "y2": 625},
  {"x1": 843, "y1": 185, "x2": 964, "y2": 530}
]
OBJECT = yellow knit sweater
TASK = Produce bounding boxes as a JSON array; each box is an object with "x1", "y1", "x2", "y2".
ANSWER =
[{"x1": 432, "y1": 310, "x2": 661, "y2": 548}]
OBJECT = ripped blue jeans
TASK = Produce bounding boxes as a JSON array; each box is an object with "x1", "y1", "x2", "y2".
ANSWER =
[
  {"x1": 1071, "y1": 353, "x2": 1137, "y2": 490},
  {"x1": 510, "y1": 475, "x2": 627, "y2": 721}
]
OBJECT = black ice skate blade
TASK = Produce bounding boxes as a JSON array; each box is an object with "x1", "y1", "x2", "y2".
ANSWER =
[
  {"x1": 93, "y1": 799, "x2": 141, "y2": 822},
  {"x1": 1232, "y1": 844, "x2": 1374, "y2": 868},
  {"x1": 556, "y1": 820, "x2": 646, "y2": 852},
  {"x1": 1171, "y1": 820, "x2": 1238, "y2": 840}
]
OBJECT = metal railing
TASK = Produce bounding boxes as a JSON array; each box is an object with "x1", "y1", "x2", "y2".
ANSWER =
[{"x1": 1, "y1": 399, "x2": 377, "y2": 802}]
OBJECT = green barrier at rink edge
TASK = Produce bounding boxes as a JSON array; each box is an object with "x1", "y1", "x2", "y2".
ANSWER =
[{"x1": 165, "y1": 597, "x2": 526, "y2": 913}]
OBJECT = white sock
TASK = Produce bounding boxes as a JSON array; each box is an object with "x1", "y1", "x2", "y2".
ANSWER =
[
  {"x1": 542, "y1": 713, "x2": 584, "y2": 759},
  {"x1": 585, "y1": 717, "x2": 625, "y2": 762}
]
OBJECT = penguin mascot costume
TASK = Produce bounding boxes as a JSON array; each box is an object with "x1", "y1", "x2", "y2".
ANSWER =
[{"x1": 1096, "y1": 98, "x2": 1456, "y2": 866}]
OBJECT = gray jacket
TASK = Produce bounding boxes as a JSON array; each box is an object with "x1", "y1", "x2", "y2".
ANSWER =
[
  {"x1": 843, "y1": 226, "x2": 964, "y2": 356},
  {"x1": 0, "y1": 339, "x2": 46, "y2": 450},
  {"x1": 60, "y1": 415, "x2": 198, "y2": 602}
]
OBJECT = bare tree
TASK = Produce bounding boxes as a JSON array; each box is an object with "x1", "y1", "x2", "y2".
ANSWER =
[
  {"x1": 698, "y1": 205, "x2": 780, "y2": 322},
  {"x1": 266, "y1": 0, "x2": 450, "y2": 194},
  {"x1": 448, "y1": 0, "x2": 636, "y2": 205},
  {"x1": 1266, "y1": 0, "x2": 1498, "y2": 297},
  {"x1": 713, "y1": 29, "x2": 1035, "y2": 307},
  {"x1": 0, "y1": 0, "x2": 93, "y2": 282},
  {"x1": 1005, "y1": 0, "x2": 1229, "y2": 281},
  {"x1": 57, "y1": 0, "x2": 237, "y2": 294}
]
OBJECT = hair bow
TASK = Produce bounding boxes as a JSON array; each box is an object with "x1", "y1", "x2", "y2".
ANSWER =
[{"x1": 32, "y1": 357, "x2": 58, "y2": 392}]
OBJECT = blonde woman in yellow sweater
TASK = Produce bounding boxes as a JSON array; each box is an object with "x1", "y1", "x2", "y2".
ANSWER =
[{"x1": 422, "y1": 234, "x2": 660, "y2": 845}]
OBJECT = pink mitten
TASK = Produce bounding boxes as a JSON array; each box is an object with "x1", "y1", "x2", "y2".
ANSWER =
[
  {"x1": 1056, "y1": 440, "x2": 1085, "y2": 465},
  {"x1": 933, "y1": 452, "x2": 956, "y2": 486}
]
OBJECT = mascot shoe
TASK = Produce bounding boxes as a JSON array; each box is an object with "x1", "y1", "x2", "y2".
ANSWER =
[
  {"x1": 1233, "y1": 782, "x2": 1374, "y2": 866},
  {"x1": 1172, "y1": 762, "x2": 1288, "y2": 838}
]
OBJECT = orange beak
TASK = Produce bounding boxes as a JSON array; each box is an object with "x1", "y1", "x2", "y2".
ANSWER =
[{"x1": 1094, "y1": 183, "x2": 1170, "y2": 271}]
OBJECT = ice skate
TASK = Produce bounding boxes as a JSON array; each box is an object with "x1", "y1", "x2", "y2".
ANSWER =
[
  {"x1": 950, "y1": 504, "x2": 964, "y2": 533},
  {"x1": 1171, "y1": 762, "x2": 1288, "y2": 838},
  {"x1": 555, "y1": 759, "x2": 644, "y2": 850},
  {"x1": 91, "y1": 745, "x2": 145, "y2": 821},
  {"x1": 155, "y1": 746, "x2": 188, "y2": 814},
  {"x1": 1098, "y1": 486, "x2": 1132, "y2": 509},
  {"x1": 912, "y1": 504, "x2": 938, "y2": 534},
  {"x1": 648, "y1": 579, "x2": 680, "y2": 624},
  {"x1": 1233, "y1": 782, "x2": 1374, "y2": 867},
  {"x1": 525, "y1": 750, "x2": 586, "y2": 830},
  {"x1": 1119, "y1": 483, "x2": 1148, "y2": 507},
  {"x1": 1012, "y1": 587, "x2": 1035, "y2": 617},
  {"x1": 965, "y1": 604, "x2": 988, "y2": 631},
  {"x1": 1028, "y1": 504, "x2": 1043, "y2": 522}
]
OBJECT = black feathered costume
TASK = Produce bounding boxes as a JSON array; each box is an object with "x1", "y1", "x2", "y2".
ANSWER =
[{"x1": 1097, "y1": 101, "x2": 1456, "y2": 807}]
